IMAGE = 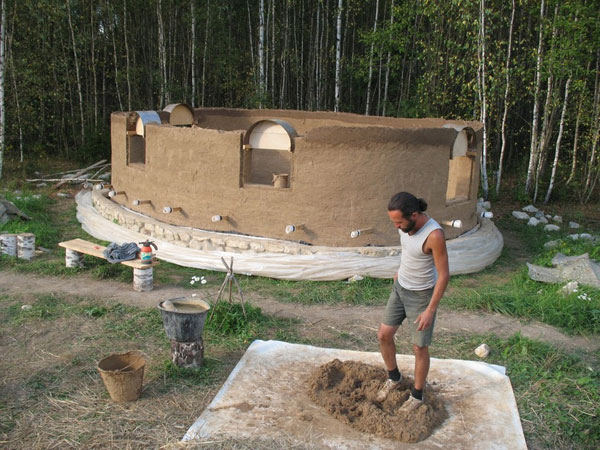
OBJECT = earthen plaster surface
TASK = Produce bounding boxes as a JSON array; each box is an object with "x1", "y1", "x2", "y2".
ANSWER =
[{"x1": 111, "y1": 108, "x2": 483, "y2": 247}]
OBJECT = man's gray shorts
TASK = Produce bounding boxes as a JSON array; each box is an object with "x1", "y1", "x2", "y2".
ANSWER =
[{"x1": 383, "y1": 280, "x2": 436, "y2": 347}]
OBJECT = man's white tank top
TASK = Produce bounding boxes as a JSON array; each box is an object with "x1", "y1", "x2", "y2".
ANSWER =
[{"x1": 397, "y1": 217, "x2": 442, "y2": 291}]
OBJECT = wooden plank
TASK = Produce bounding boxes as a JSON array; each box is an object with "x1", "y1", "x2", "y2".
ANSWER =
[{"x1": 58, "y1": 239, "x2": 156, "y2": 269}]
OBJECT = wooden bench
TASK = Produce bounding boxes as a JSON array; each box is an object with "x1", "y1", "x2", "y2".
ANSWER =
[{"x1": 58, "y1": 238, "x2": 158, "y2": 292}]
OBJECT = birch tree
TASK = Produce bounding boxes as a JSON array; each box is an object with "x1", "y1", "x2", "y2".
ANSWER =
[
  {"x1": 478, "y1": 0, "x2": 489, "y2": 199},
  {"x1": 525, "y1": 0, "x2": 546, "y2": 194},
  {"x1": 0, "y1": 0, "x2": 5, "y2": 178},
  {"x1": 334, "y1": 0, "x2": 343, "y2": 112},
  {"x1": 365, "y1": 0, "x2": 379, "y2": 116},
  {"x1": 544, "y1": 77, "x2": 570, "y2": 203},
  {"x1": 495, "y1": 0, "x2": 515, "y2": 196},
  {"x1": 66, "y1": 0, "x2": 84, "y2": 143},
  {"x1": 258, "y1": 0, "x2": 265, "y2": 106}
]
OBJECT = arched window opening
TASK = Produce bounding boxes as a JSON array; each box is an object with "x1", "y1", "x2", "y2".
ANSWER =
[
  {"x1": 126, "y1": 111, "x2": 161, "y2": 167},
  {"x1": 445, "y1": 126, "x2": 477, "y2": 205},
  {"x1": 241, "y1": 120, "x2": 297, "y2": 188}
]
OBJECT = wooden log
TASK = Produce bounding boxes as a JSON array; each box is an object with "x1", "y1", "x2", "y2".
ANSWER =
[
  {"x1": 170, "y1": 338, "x2": 204, "y2": 368},
  {"x1": 133, "y1": 267, "x2": 153, "y2": 292},
  {"x1": 52, "y1": 159, "x2": 107, "y2": 189},
  {"x1": 17, "y1": 233, "x2": 35, "y2": 260},
  {"x1": 0, "y1": 233, "x2": 17, "y2": 256},
  {"x1": 66, "y1": 248, "x2": 84, "y2": 268}
]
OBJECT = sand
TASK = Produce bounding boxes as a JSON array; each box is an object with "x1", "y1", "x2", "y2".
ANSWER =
[{"x1": 308, "y1": 359, "x2": 448, "y2": 443}]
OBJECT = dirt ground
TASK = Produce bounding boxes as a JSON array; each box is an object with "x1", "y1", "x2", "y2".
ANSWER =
[{"x1": 1, "y1": 270, "x2": 597, "y2": 355}]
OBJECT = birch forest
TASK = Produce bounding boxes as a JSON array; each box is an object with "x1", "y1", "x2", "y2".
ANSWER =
[{"x1": 0, "y1": 0, "x2": 599, "y2": 203}]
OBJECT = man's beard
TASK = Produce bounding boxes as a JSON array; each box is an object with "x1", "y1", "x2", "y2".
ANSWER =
[{"x1": 400, "y1": 219, "x2": 416, "y2": 233}]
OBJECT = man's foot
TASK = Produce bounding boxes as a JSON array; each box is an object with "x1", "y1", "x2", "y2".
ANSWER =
[
  {"x1": 400, "y1": 395, "x2": 424, "y2": 412},
  {"x1": 376, "y1": 377, "x2": 402, "y2": 402}
]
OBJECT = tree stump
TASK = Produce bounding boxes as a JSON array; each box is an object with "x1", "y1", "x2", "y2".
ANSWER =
[
  {"x1": 65, "y1": 248, "x2": 84, "y2": 267},
  {"x1": 133, "y1": 267, "x2": 153, "y2": 292},
  {"x1": 0, "y1": 233, "x2": 17, "y2": 256},
  {"x1": 17, "y1": 233, "x2": 35, "y2": 260},
  {"x1": 170, "y1": 339, "x2": 204, "y2": 368}
]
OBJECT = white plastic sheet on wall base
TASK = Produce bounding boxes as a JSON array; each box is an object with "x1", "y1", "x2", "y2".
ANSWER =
[
  {"x1": 183, "y1": 340, "x2": 527, "y2": 449},
  {"x1": 76, "y1": 191, "x2": 503, "y2": 281}
]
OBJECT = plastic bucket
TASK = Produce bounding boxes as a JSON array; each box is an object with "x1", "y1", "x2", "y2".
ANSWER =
[
  {"x1": 157, "y1": 298, "x2": 210, "y2": 342},
  {"x1": 97, "y1": 351, "x2": 145, "y2": 402}
]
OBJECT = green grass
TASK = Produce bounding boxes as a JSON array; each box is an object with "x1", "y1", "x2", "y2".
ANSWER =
[
  {"x1": 447, "y1": 269, "x2": 600, "y2": 335},
  {"x1": 240, "y1": 276, "x2": 392, "y2": 306},
  {"x1": 431, "y1": 333, "x2": 599, "y2": 449},
  {"x1": 0, "y1": 191, "x2": 61, "y2": 247}
]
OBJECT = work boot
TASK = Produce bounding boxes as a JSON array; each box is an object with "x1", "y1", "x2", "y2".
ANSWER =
[
  {"x1": 399, "y1": 395, "x2": 424, "y2": 412},
  {"x1": 376, "y1": 377, "x2": 402, "y2": 402}
]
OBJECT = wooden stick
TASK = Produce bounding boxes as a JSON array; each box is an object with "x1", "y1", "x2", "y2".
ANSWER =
[{"x1": 52, "y1": 159, "x2": 107, "y2": 189}]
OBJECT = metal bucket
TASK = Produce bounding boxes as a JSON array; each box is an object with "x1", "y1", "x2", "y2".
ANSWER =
[{"x1": 157, "y1": 298, "x2": 210, "y2": 342}]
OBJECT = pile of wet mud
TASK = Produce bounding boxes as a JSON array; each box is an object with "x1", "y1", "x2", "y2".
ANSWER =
[{"x1": 308, "y1": 359, "x2": 447, "y2": 443}]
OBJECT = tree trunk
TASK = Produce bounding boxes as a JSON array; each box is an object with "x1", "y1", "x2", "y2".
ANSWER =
[
  {"x1": 365, "y1": 0, "x2": 379, "y2": 115},
  {"x1": 90, "y1": 2, "x2": 97, "y2": 126},
  {"x1": 583, "y1": 52, "x2": 600, "y2": 202},
  {"x1": 566, "y1": 84, "x2": 586, "y2": 185},
  {"x1": 525, "y1": 0, "x2": 545, "y2": 193},
  {"x1": 66, "y1": 0, "x2": 85, "y2": 143},
  {"x1": 108, "y1": 0, "x2": 123, "y2": 111},
  {"x1": 258, "y1": 0, "x2": 265, "y2": 106},
  {"x1": 334, "y1": 0, "x2": 343, "y2": 112},
  {"x1": 190, "y1": 0, "x2": 196, "y2": 107},
  {"x1": 157, "y1": 0, "x2": 168, "y2": 107},
  {"x1": 279, "y1": 0, "x2": 289, "y2": 108},
  {"x1": 201, "y1": 0, "x2": 210, "y2": 107},
  {"x1": 544, "y1": 77, "x2": 570, "y2": 203},
  {"x1": 478, "y1": 0, "x2": 489, "y2": 199},
  {"x1": 124, "y1": 0, "x2": 131, "y2": 110},
  {"x1": 382, "y1": 0, "x2": 393, "y2": 117},
  {"x1": 0, "y1": 0, "x2": 5, "y2": 178},
  {"x1": 495, "y1": 0, "x2": 515, "y2": 196},
  {"x1": 533, "y1": 6, "x2": 559, "y2": 203}
]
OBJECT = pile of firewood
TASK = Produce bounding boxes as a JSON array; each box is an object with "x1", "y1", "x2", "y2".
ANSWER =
[{"x1": 25, "y1": 160, "x2": 110, "y2": 189}]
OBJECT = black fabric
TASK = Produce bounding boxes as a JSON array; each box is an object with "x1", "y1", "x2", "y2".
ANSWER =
[
  {"x1": 411, "y1": 387, "x2": 423, "y2": 400},
  {"x1": 388, "y1": 367, "x2": 402, "y2": 382}
]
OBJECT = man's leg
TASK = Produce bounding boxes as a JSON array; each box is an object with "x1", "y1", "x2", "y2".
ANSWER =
[
  {"x1": 378, "y1": 324, "x2": 399, "y2": 371},
  {"x1": 413, "y1": 344, "x2": 430, "y2": 391}
]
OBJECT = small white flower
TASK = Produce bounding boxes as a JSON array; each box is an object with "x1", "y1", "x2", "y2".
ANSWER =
[
  {"x1": 201, "y1": 279, "x2": 207, "y2": 284},
  {"x1": 192, "y1": 293, "x2": 197, "y2": 297},
  {"x1": 190, "y1": 280, "x2": 196, "y2": 285}
]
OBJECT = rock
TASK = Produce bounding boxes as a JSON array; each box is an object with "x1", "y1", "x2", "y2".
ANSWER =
[
  {"x1": 544, "y1": 224, "x2": 560, "y2": 231},
  {"x1": 545, "y1": 214, "x2": 552, "y2": 219},
  {"x1": 544, "y1": 240, "x2": 560, "y2": 249},
  {"x1": 534, "y1": 211, "x2": 545, "y2": 219},
  {"x1": 527, "y1": 253, "x2": 600, "y2": 288},
  {"x1": 579, "y1": 233, "x2": 593, "y2": 240},
  {"x1": 480, "y1": 201, "x2": 491, "y2": 210},
  {"x1": 0, "y1": 197, "x2": 32, "y2": 224},
  {"x1": 36, "y1": 182, "x2": 48, "y2": 187},
  {"x1": 538, "y1": 216, "x2": 548, "y2": 224},
  {"x1": 512, "y1": 211, "x2": 530, "y2": 220},
  {"x1": 21, "y1": 304, "x2": 32, "y2": 311},
  {"x1": 56, "y1": 192, "x2": 72, "y2": 198},
  {"x1": 569, "y1": 221, "x2": 580, "y2": 229},
  {"x1": 569, "y1": 234, "x2": 580, "y2": 240},
  {"x1": 552, "y1": 215, "x2": 563, "y2": 223},
  {"x1": 523, "y1": 205, "x2": 538, "y2": 213},
  {"x1": 560, "y1": 281, "x2": 579, "y2": 296},
  {"x1": 527, "y1": 217, "x2": 539, "y2": 227},
  {"x1": 348, "y1": 274, "x2": 364, "y2": 283},
  {"x1": 475, "y1": 344, "x2": 490, "y2": 358}
]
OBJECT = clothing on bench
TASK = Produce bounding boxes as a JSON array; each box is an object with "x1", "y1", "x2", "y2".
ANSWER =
[{"x1": 103, "y1": 242, "x2": 140, "y2": 264}]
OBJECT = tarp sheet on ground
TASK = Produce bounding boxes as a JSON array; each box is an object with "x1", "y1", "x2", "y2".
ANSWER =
[{"x1": 183, "y1": 340, "x2": 526, "y2": 449}]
